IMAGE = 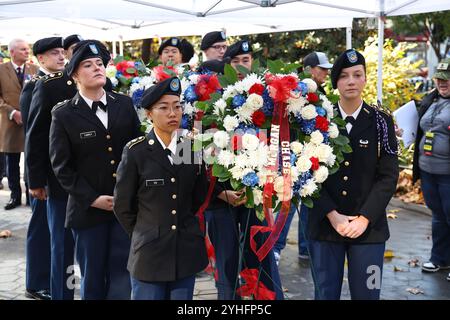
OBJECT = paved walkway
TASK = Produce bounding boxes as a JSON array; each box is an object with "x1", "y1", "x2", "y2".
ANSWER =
[{"x1": 1, "y1": 179, "x2": 449, "y2": 300}]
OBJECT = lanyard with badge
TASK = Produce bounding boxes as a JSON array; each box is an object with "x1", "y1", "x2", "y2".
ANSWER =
[{"x1": 423, "y1": 99, "x2": 448, "y2": 156}]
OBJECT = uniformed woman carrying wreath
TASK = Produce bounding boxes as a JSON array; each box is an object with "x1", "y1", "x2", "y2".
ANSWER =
[
  {"x1": 307, "y1": 49, "x2": 399, "y2": 300},
  {"x1": 113, "y1": 77, "x2": 209, "y2": 300},
  {"x1": 49, "y1": 40, "x2": 141, "y2": 299}
]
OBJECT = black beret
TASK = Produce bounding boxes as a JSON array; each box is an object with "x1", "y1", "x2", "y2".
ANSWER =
[
  {"x1": 224, "y1": 40, "x2": 252, "y2": 60},
  {"x1": 180, "y1": 39, "x2": 194, "y2": 63},
  {"x1": 63, "y1": 34, "x2": 84, "y2": 50},
  {"x1": 141, "y1": 77, "x2": 181, "y2": 110},
  {"x1": 200, "y1": 31, "x2": 227, "y2": 50},
  {"x1": 330, "y1": 49, "x2": 366, "y2": 89},
  {"x1": 158, "y1": 37, "x2": 182, "y2": 55},
  {"x1": 66, "y1": 40, "x2": 111, "y2": 77},
  {"x1": 198, "y1": 59, "x2": 227, "y2": 74},
  {"x1": 32, "y1": 37, "x2": 63, "y2": 56}
]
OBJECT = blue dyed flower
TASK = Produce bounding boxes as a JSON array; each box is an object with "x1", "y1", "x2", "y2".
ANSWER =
[
  {"x1": 131, "y1": 77, "x2": 140, "y2": 84},
  {"x1": 297, "y1": 82, "x2": 308, "y2": 96},
  {"x1": 261, "y1": 89, "x2": 274, "y2": 116},
  {"x1": 236, "y1": 122, "x2": 258, "y2": 134},
  {"x1": 184, "y1": 85, "x2": 198, "y2": 103},
  {"x1": 242, "y1": 172, "x2": 259, "y2": 187},
  {"x1": 232, "y1": 95, "x2": 246, "y2": 108},
  {"x1": 296, "y1": 118, "x2": 316, "y2": 135},
  {"x1": 291, "y1": 153, "x2": 297, "y2": 166},
  {"x1": 315, "y1": 106, "x2": 326, "y2": 117},
  {"x1": 180, "y1": 114, "x2": 191, "y2": 129},
  {"x1": 132, "y1": 88, "x2": 144, "y2": 108}
]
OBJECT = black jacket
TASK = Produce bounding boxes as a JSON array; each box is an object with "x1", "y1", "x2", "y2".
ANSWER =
[
  {"x1": 308, "y1": 102, "x2": 399, "y2": 243},
  {"x1": 19, "y1": 70, "x2": 45, "y2": 134},
  {"x1": 49, "y1": 91, "x2": 141, "y2": 228},
  {"x1": 412, "y1": 89, "x2": 439, "y2": 183},
  {"x1": 113, "y1": 130, "x2": 209, "y2": 282}
]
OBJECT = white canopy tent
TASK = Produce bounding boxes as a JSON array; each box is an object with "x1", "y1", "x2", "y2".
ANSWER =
[{"x1": 1, "y1": 0, "x2": 449, "y2": 101}]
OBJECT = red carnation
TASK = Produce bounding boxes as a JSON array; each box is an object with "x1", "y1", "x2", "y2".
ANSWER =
[
  {"x1": 249, "y1": 83, "x2": 265, "y2": 96},
  {"x1": 153, "y1": 65, "x2": 176, "y2": 82},
  {"x1": 307, "y1": 92, "x2": 319, "y2": 103},
  {"x1": 315, "y1": 116, "x2": 329, "y2": 132},
  {"x1": 251, "y1": 110, "x2": 266, "y2": 127},
  {"x1": 310, "y1": 157, "x2": 320, "y2": 171},
  {"x1": 195, "y1": 74, "x2": 221, "y2": 101}
]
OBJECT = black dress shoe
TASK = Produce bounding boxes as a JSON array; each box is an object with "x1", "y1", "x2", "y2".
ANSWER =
[
  {"x1": 4, "y1": 198, "x2": 21, "y2": 210},
  {"x1": 25, "y1": 289, "x2": 51, "y2": 300}
]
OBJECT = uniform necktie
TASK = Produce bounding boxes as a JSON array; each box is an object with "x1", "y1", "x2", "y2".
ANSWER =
[
  {"x1": 165, "y1": 148, "x2": 173, "y2": 157},
  {"x1": 345, "y1": 116, "x2": 356, "y2": 125},
  {"x1": 92, "y1": 101, "x2": 107, "y2": 112}
]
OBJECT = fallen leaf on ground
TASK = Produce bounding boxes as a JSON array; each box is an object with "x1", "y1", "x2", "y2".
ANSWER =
[
  {"x1": 0, "y1": 230, "x2": 12, "y2": 238},
  {"x1": 408, "y1": 259, "x2": 420, "y2": 267},
  {"x1": 406, "y1": 287, "x2": 424, "y2": 295},
  {"x1": 394, "y1": 266, "x2": 404, "y2": 272},
  {"x1": 384, "y1": 249, "x2": 395, "y2": 259},
  {"x1": 388, "y1": 209, "x2": 400, "y2": 213},
  {"x1": 387, "y1": 213, "x2": 398, "y2": 219},
  {"x1": 282, "y1": 286, "x2": 289, "y2": 292}
]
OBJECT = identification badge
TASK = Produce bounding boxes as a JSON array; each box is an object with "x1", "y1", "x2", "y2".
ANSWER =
[
  {"x1": 80, "y1": 131, "x2": 96, "y2": 139},
  {"x1": 423, "y1": 131, "x2": 434, "y2": 156},
  {"x1": 145, "y1": 179, "x2": 164, "y2": 187}
]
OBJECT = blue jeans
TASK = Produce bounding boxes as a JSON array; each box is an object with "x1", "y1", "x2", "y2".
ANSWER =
[
  {"x1": 131, "y1": 275, "x2": 195, "y2": 300},
  {"x1": 274, "y1": 203, "x2": 309, "y2": 256},
  {"x1": 420, "y1": 171, "x2": 450, "y2": 266},
  {"x1": 310, "y1": 240, "x2": 385, "y2": 300}
]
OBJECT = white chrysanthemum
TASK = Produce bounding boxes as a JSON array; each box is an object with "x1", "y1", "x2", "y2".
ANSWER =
[
  {"x1": 217, "y1": 150, "x2": 235, "y2": 168},
  {"x1": 300, "y1": 179, "x2": 318, "y2": 197},
  {"x1": 290, "y1": 141, "x2": 303, "y2": 155},
  {"x1": 223, "y1": 86, "x2": 238, "y2": 100},
  {"x1": 315, "y1": 144, "x2": 333, "y2": 162},
  {"x1": 255, "y1": 144, "x2": 269, "y2": 168},
  {"x1": 310, "y1": 130, "x2": 324, "y2": 145},
  {"x1": 300, "y1": 104, "x2": 318, "y2": 120},
  {"x1": 242, "y1": 133, "x2": 259, "y2": 151},
  {"x1": 109, "y1": 77, "x2": 118, "y2": 88},
  {"x1": 296, "y1": 156, "x2": 312, "y2": 173},
  {"x1": 188, "y1": 74, "x2": 199, "y2": 84},
  {"x1": 322, "y1": 97, "x2": 335, "y2": 119},
  {"x1": 241, "y1": 73, "x2": 264, "y2": 92},
  {"x1": 253, "y1": 189, "x2": 263, "y2": 206},
  {"x1": 246, "y1": 150, "x2": 262, "y2": 169},
  {"x1": 183, "y1": 103, "x2": 195, "y2": 116},
  {"x1": 136, "y1": 108, "x2": 148, "y2": 122},
  {"x1": 180, "y1": 78, "x2": 191, "y2": 93},
  {"x1": 234, "y1": 153, "x2": 250, "y2": 169},
  {"x1": 302, "y1": 78, "x2": 318, "y2": 93},
  {"x1": 313, "y1": 166, "x2": 329, "y2": 183},
  {"x1": 213, "y1": 99, "x2": 227, "y2": 116},
  {"x1": 223, "y1": 115, "x2": 239, "y2": 132},
  {"x1": 139, "y1": 76, "x2": 156, "y2": 89},
  {"x1": 213, "y1": 131, "x2": 230, "y2": 149},
  {"x1": 246, "y1": 94, "x2": 264, "y2": 110},
  {"x1": 235, "y1": 106, "x2": 254, "y2": 123},
  {"x1": 105, "y1": 66, "x2": 117, "y2": 78},
  {"x1": 287, "y1": 96, "x2": 308, "y2": 116},
  {"x1": 326, "y1": 153, "x2": 336, "y2": 166},
  {"x1": 301, "y1": 142, "x2": 317, "y2": 158},
  {"x1": 229, "y1": 166, "x2": 252, "y2": 180},
  {"x1": 274, "y1": 176, "x2": 287, "y2": 194},
  {"x1": 328, "y1": 123, "x2": 339, "y2": 139}
]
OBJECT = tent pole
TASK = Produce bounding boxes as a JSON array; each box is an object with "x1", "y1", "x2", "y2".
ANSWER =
[
  {"x1": 112, "y1": 41, "x2": 117, "y2": 58},
  {"x1": 119, "y1": 37, "x2": 124, "y2": 56},
  {"x1": 346, "y1": 25, "x2": 352, "y2": 49},
  {"x1": 377, "y1": 0, "x2": 385, "y2": 104}
]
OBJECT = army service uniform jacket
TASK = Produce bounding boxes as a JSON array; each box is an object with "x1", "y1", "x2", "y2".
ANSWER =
[
  {"x1": 308, "y1": 102, "x2": 399, "y2": 243},
  {"x1": 49, "y1": 91, "x2": 141, "y2": 229},
  {"x1": 113, "y1": 130, "x2": 209, "y2": 282}
]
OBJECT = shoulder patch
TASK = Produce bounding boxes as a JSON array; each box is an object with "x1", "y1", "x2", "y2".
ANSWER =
[
  {"x1": 42, "y1": 71, "x2": 63, "y2": 83},
  {"x1": 127, "y1": 136, "x2": 146, "y2": 149}
]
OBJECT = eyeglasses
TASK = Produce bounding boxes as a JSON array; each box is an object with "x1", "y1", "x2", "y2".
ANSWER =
[
  {"x1": 153, "y1": 105, "x2": 184, "y2": 114},
  {"x1": 211, "y1": 45, "x2": 227, "y2": 51}
]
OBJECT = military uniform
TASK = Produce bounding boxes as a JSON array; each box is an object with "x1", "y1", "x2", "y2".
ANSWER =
[{"x1": 114, "y1": 131, "x2": 208, "y2": 282}]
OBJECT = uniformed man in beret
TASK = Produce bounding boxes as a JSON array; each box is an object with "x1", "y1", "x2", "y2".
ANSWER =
[
  {"x1": 49, "y1": 40, "x2": 141, "y2": 300},
  {"x1": 308, "y1": 49, "x2": 399, "y2": 300},
  {"x1": 223, "y1": 39, "x2": 253, "y2": 80},
  {"x1": 158, "y1": 37, "x2": 182, "y2": 66},
  {"x1": 179, "y1": 38, "x2": 195, "y2": 66},
  {"x1": 19, "y1": 36, "x2": 65, "y2": 300},
  {"x1": 63, "y1": 34, "x2": 83, "y2": 60},
  {"x1": 114, "y1": 77, "x2": 209, "y2": 300},
  {"x1": 201, "y1": 31, "x2": 227, "y2": 61}
]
